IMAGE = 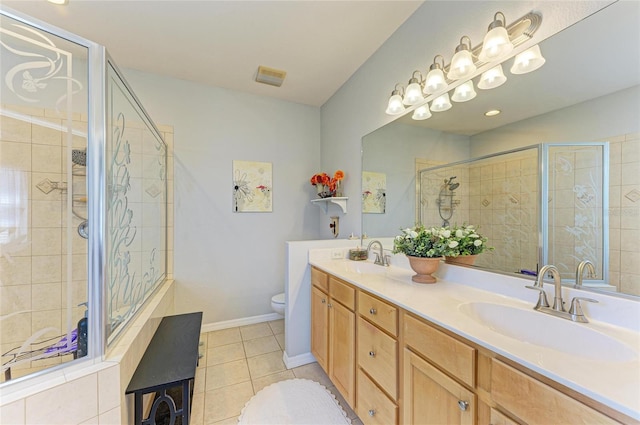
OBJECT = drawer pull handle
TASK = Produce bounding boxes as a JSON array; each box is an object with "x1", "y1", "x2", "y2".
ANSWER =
[
  {"x1": 369, "y1": 351, "x2": 376, "y2": 357},
  {"x1": 369, "y1": 308, "x2": 377, "y2": 315},
  {"x1": 368, "y1": 409, "x2": 376, "y2": 417},
  {"x1": 457, "y1": 400, "x2": 469, "y2": 411},
  {"x1": 321, "y1": 298, "x2": 326, "y2": 304},
  {"x1": 328, "y1": 303, "x2": 332, "y2": 308}
]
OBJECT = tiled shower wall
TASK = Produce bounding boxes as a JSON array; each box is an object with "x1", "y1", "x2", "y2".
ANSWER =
[
  {"x1": 0, "y1": 104, "x2": 88, "y2": 381},
  {"x1": 607, "y1": 133, "x2": 640, "y2": 295},
  {"x1": 0, "y1": 103, "x2": 175, "y2": 381},
  {"x1": 419, "y1": 149, "x2": 539, "y2": 275},
  {"x1": 418, "y1": 134, "x2": 639, "y2": 295}
]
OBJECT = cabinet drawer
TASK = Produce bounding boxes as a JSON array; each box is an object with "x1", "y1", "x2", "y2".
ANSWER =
[
  {"x1": 358, "y1": 291, "x2": 398, "y2": 336},
  {"x1": 491, "y1": 359, "x2": 618, "y2": 424},
  {"x1": 404, "y1": 313, "x2": 476, "y2": 388},
  {"x1": 311, "y1": 267, "x2": 328, "y2": 292},
  {"x1": 358, "y1": 317, "x2": 397, "y2": 399},
  {"x1": 329, "y1": 276, "x2": 355, "y2": 310},
  {"x1": 357, "y1": 369, "x2": 398, "y2": 425}
]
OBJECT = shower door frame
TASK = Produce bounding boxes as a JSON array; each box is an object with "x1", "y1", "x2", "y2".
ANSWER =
[{"x1": 0, "y1": 5, "x2": 107, "y2": 375}]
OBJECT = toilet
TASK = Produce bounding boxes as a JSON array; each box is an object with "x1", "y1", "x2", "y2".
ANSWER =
[{"x1": 271, "y1": 292, "x2": 285, "y2": 316}]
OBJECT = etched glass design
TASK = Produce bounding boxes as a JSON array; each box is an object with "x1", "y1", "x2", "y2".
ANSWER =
[
  {"x1": 105, "y1": 63, "x2": 167, "y2": 344},
  {"x1": 0, "y1": 13, "x2": 89, "y2": 382}
]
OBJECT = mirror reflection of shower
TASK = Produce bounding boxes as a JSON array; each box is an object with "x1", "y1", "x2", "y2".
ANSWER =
[{"x1": 437, "y1": 176, "x2": 460, "y2": 226}]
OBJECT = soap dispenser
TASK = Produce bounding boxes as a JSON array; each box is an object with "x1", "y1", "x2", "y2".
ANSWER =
[{"x1": 76, "y1": 302, "x2": 88, "y2": 359}]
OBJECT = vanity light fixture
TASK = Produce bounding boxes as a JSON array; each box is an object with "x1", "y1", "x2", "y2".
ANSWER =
[
  {"x1": 424, "y1": 55, "x2": 447, "y2": 95},
  {"x1": 47, "y1": 0, "x2": 69, "y2": 4},
  {"x1": 403, "y1": 71, "x2": 425, "y2": 105},
  {"x1": 478, "y1": 64, "x2": 507, "y2": 90},
  {"x1": 383, "y1": 11, "x2": 543, "y2": 119},
  {"x1": 510, "y1": 44, "x2": 546, "y2": 74},
  {"x1": 485, "y1": 109, "x2": 501, "y2": 117},
  {"x1": 430, "y1": 93, "x2": 452, "y2": 112},
  {"x1": 412, "y1": 105, "x2": 432, "y2": 120},
  {"x1": 447, "y1": 36, "x2": 476, "y2": 80},
  {"x1": 385, "y1": 84, "x2": 406, "y2": 115},
  {"x1": 478, "y1": 12, "x2": 514, "y2": 62},
  {"x1": 451, "y1": 80, "x2": 477, "y2": 102}
]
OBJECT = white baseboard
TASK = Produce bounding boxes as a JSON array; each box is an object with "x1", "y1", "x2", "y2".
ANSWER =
[
  {"x1": 283, "y1": 351, "x2": 316, "y2": 369},
  {"x1": 201, "y1": 312, "x2": 283, "y2": 333}
]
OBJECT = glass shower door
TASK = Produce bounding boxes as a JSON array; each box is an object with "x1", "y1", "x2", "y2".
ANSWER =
[
  {"x1": 0, "y1": 13, "x2": 90, "y2": 381},
  {"x1": 543, "y1": 143, "x2": 609, "y2": 284}
]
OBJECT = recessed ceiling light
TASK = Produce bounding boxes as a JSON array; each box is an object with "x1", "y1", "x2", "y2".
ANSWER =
[
  {"x1": 47, "y1": 0, "x2": 68, "y2": 4},
  {"x1": 485, "y1": 109, "x2": 501, "y2": 117}
]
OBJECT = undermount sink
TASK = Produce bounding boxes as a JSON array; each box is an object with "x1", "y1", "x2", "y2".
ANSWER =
[
  {"x1": 459, "y1": 302, "x2": 638, "y2": 362},
  {"x1": 340, "y1": 261, "x2": 388, "y2": 275}
]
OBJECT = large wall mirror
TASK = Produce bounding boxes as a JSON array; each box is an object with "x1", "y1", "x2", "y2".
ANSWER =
[{"x1": 362, "y1": 1, "x2": 640, "y2": 297}]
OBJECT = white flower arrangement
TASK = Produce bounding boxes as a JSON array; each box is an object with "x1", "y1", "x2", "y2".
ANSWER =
[{"x1": 441, "y1": 224, "x2": 492, "y2": 257}]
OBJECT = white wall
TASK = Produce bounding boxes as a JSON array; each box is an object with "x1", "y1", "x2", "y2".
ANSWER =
[
  {"x1": 320, "y1": 0, "x2": 613, "y2": 238},
  {"x1": 362, "y1": 122, "x2": 470, "y2": 236},
  {"x1": 122, "y1": 70, "x2": 323, "y2": 324},
  {"x1": 470, "y1": 85, "x2": 640, "y2": 155}
]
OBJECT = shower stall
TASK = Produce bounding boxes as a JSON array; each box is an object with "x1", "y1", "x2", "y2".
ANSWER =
[
  {"x1": 0, "y1": 8, "x2": 168, "y2": 384},
  {"x1": 419, "y1": 143, "x2": 608, "y2": 283}
]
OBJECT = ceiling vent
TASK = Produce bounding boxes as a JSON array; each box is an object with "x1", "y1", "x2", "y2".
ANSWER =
[{"x1": 255, "y1": 66, "x2": 287, "y2": 87}]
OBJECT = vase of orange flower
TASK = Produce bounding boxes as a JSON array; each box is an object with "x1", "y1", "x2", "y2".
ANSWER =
[{"x1": 310, "y1": 170, "x2": 345, "y2": 198}]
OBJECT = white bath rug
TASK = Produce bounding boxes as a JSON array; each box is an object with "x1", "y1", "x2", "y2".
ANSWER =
[{"x1": 238, "y1": 378, "x2": 352, "y2": 424}]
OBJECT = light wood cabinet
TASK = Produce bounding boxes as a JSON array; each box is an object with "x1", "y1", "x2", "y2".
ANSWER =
[
  {"x1": 310, "y1": 285, "x2": 329, "y2": 371},
  {"x1": 403, "y1": 348, "x2": 476, "y2": 425},
  {"x1": 312, "y1": 268, "x2": 628, "y2": 425},
  {"x1": 490, "y1": 359, "x2": 620, "y2": 424},
  {"x1": 310, "y1": 267, "x2": 355, "y2": 407}
]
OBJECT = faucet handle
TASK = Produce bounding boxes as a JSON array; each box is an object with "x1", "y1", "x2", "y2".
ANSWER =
[
  {"x1": 569, "y1": 297, "x2": 598, "y2": 316},
  {"x1": 371, "y1": 252, "x2": 381, "y2": 264},
  {"x1": 525, "y1": 285, "x2": 551, "y2": 308},
  {"x1": 383, "y1": 254, "x2": 392, "y2": 267}
]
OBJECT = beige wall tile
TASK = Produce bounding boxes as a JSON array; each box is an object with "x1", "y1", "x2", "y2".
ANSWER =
[
  {"x1": 25, "y1": 373, "x2": 98, "y2": 425},
  {"x1": 0, "y1": 398, "x2": 25, "y2": 425},
  {"x1": 1, "y1": 285, "x2": 31, "y2": 314},
  {"x1": 98, "y1": 365, "x2": 120, "y2": 414},
  {"x1": 0, "y1": 115, "x2": 31, "y2": 143},
  {"x1": 31, "y1": 200, "x2": 62, "y2": 228},
  {"x1": 31, "y1": 282, "x2": 61, "y2": 311},
  {"x1": 32, "y1": 120, "x2": 62, "y2": 146},
  {"x1": 31, "y1": 255, "x2": 61, "y2": 283},
  {"x1": 0, "y1": 256, "x2": 32, "y2": 286},
  {"x1": 1, "y1": 141, "x2": 31, "y2": 170}
]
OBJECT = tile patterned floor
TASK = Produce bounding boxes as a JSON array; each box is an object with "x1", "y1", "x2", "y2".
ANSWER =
[{"x1": 190, "y1": 319, "x2": 363, "y2": 425}]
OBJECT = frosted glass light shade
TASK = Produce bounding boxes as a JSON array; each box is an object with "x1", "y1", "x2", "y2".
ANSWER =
[
  {"x1": 451, "y1": 81, "x2": 477, "y2": 102},
  {"x1": 510, "y1": 45, "x2": 546, "y2": 74},
  {"x1": 478, "y1": 26, "x2": 513, "y2": 62},
  {"x1": 385, "y1": 94, "x2": 405, "y2": 115},
  {"x1": 412, "y1": 105, "x2": 432, "y2": 120},
  {"x1": 430, "y1": 93, "x2": 452, "y2": 112},
  {"x1": 478, "y1": 65, "x2": 507, "y2": 90},
  {"x1": 448, "y1": 49, "x2": 476, "y2": 80},
  {"x1": 403, "y1": 82, "x2": 425, "y2": 105},
  {"x1": 424, "y1": 68, "x2": 446, "y2": 94}
]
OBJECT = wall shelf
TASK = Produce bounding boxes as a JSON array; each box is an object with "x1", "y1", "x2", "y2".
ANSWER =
[{"x1": 311, "y1": 197, "x2": 348, "y2": 214}]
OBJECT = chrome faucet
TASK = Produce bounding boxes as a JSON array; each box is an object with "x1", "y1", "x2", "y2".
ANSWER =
[
  {"x1": 575, "y1": 260, "x2": 596, "y2": 288},
  {"x1": 367, "y1": 240, "x2": 387, "y2": 266},
  {"x1": 525, "y1": 264, "x2": 598, "y2": 323}
]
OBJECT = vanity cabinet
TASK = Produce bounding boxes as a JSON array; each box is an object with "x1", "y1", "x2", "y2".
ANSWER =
[
  {"x1": 311, "y1": 268, "x2": 630, "y2": 425},
  {"x1": 490, "y1": 359, "x2": 620, "y2": 424},
  {"x1": 403, "y1": 312, "x2": 477, "y2": 425},
  {"x1": 310, "y1": 267, "x2": 356, "y2": 407},
  {"x1": 356, "y1": 292, "x2": 399, "y2": 425}
]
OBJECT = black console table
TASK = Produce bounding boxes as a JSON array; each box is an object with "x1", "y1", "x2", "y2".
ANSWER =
[{"x1": 126, "y1": 312, "x2": 203, "y2": 425}]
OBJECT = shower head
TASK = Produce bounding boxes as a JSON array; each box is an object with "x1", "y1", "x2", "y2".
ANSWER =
[
  {"x1": 72, "y1": 149, "x2": 86, "y2": 166},
  {"x1": 446, "y1": 176, "x2": 459, "y2": 190}
]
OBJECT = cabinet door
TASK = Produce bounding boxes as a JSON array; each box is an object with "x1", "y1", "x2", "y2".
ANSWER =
[
  {"x1": 403, "y1": 349, "x2": 476, "y2": 425},
  {"x1": 311, "y1": 286, "x2": 329, "y2": 372},
  {"x1": 329, "y1": 300, "x2": 356, "y2": 407}
]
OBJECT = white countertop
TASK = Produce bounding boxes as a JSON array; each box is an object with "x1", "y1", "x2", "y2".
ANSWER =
[{"x1": 309, "y1": 250, "x2": 640, "y2": 421}]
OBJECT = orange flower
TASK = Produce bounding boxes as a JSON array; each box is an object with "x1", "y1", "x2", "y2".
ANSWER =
[{"x1": 334, "y1": 170, "x2": 344, "y2": 180}]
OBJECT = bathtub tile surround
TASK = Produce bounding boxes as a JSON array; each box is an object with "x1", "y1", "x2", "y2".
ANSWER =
[
  {"x1": 0, "y1": 278, "x2": 175, "y2": 425},
  {"x1": 188, "y1": 319, "x2": 362, "y2": 425}
]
